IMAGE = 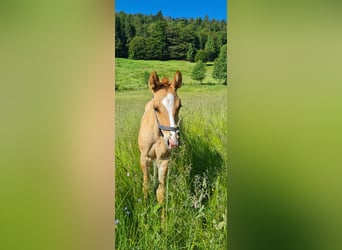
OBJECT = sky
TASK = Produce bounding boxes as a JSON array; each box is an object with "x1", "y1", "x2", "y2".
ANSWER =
[{"x1": 115, "y1": 0, "x2": 227, "y2": 21}]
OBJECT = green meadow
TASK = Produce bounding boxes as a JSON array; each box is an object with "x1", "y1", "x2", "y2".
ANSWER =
[
  {"x1": 115, "y1": 59, "x2": 227, "y2": 249},
  {"x1": 115, "y1": 58, "x2": 223, "y2": 90}
]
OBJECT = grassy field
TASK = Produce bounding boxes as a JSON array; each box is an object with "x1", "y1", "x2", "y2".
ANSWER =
[
  {"x1": 115, "y1": 58, "x2": 223, "y2": 90},
  {"x1": 115, "y1": 59, "x2": 227, "y2": 249}
]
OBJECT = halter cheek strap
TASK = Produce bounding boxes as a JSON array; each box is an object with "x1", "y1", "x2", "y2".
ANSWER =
[{"x1": 154, "y1": 109, "x2": 179, "y2": 137}]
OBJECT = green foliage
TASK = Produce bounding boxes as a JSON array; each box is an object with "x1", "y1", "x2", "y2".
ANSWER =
[
  {"x1": 186, "y1": 43, "x2": 196, "y2": 62},
  {"x1": 191, "y1": 61, "x2": 207, "y2": 84},
  {"x1": 168, "y1": 43, "x2": 189, "y2": 60},
  {"x1": 194, "y1": 49, "x2": 208, "y2": 63},
  {"x1": 155, "y1": 10, "x2": 164, "y2": 21},
  {"x1": 216, "y1": 30, "x2": 227, "y2": 50},
  {"x1": 205, "y1": 35, "x2": 217, "y2": 61},
  {"x1": 167, "y1": 21, "x2": 197, "y2": 60},
  {"x1": 146, "y1": 20, "x2": 169, "y2": 60},
  {"x1": 128, "y1": 36, "x2": 147, "y2": 59},
  {"x1": 115, "y1": 38, "x2": 127, "y2": 58},
  {"x1": 197, "y1": 31, "x2": 208, "y2": 50},
  {"x1": 115, "y1": 11, "x2": 227, "y2": 61},
  {"x1": 213, "y1": 44, "x2": 227, "y2": 85},
  {"x1": 124, "y1": 21, "x2": 136, "y2": 45},
  {"x1": 115, "y1": 14, "x2": 128, "y2": 58},
  {"x1": 115, "y1": 86, "x2": 227, "y2": 249}
]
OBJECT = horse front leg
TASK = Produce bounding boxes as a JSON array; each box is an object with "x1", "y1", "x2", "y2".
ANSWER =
[
  {"x1": 140, "y1": 155, "x2": 152, "y2": 201},
  {"x1": 156, "y1": 159, "x2": 169, "y2": 222}
]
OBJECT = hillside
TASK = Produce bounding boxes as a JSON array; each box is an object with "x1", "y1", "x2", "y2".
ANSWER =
[{"x1": 115, "y1": 58, "x2": 222, "y2": 90}]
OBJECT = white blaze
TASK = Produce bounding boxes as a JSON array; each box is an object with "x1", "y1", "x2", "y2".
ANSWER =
[{"x1": 162, "y1": 93, "x2": 176, "y2": 135}]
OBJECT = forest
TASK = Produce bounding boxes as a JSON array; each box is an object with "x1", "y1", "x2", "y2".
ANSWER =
[{"x1": 115, "y1": 11, "x2": 227, "y2": 62}]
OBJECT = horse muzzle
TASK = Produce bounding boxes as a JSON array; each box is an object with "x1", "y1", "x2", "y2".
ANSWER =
[
  {"x1": 168, "y1": 137, "x2": 179, "y2": 148},
  {"x1": 165, "y1": 129, "x2": 180, "y2": 149}
]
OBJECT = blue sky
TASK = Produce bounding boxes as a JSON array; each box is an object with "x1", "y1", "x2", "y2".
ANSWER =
[{"x1": 115, "y1": 0, "x2": 227, "y2": 21}]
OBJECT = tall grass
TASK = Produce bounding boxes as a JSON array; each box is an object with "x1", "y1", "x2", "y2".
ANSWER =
[{"x1": 115, "y1": 85, "x2": 227, "y2": 249}]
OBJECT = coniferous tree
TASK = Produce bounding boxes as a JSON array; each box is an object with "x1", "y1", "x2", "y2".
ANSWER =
[
  {"x1": 205, "y1": 35, "x2": 217, "y2": 61},
  {"x1": 194, "y1": 49, "x2": 208, "y2": 63},
  {"x1": 167, "y1": 21, "x2": 196, "y2": 60},
  {"x1": 124, "y1": 16, "x2": 136, "y2": 45},
  {"x1": 128, "y1": 36, "x2": 147, "y2": 59},
  {"x1": 197, "y1": 31, "x2": 208, "y2": 50},
  {"x1": 115, "y1": 14, "x2": 128, "y2": 58},
  {"x1": 115, "y1": 11, "x2": 227, "y2": 60},
  {"x1": 186, "y1": 43, "x2": 196, "y2": 62},
  {"x1": 167, "y1": 21, "x2": 182, "y2": 59},
  {"x1": 212, "y1": 44, "x2": 227, "y2": 85},
  {"x1": 146, "y1": 20, "x2": 169, "y2": 59},
  {"x1": 191, "y1": 61, "x2": 206, "y2": 84},
  {"x1": 155, "y1": 10, "x2": 164, "y2": 21}
]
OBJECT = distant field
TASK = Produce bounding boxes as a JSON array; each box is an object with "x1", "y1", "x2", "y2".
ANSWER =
[{"x1": 115, "y1": 58, "x2": 222, "y2": 90}]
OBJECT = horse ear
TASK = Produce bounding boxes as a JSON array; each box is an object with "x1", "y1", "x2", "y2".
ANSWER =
[
  {"x1": 172, "y1": 71, "x2": 182, "y2": 90},
  {"x1": 149, "y1": 71, "x2": 161, "y2": 92}
]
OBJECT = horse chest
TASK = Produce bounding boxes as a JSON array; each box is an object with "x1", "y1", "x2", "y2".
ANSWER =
[{"x1": 148, "y1": 138, "x2": 170, "y2": 160}]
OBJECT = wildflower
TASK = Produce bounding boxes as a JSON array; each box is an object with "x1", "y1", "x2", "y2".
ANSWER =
[
  {"x1": 115, "y1": 219, "x2": 119, "y2": 225},
  {"x1": 137, "y1": 198, "x2": 142, "y2": 203},
  {"x1": 127, "y1": 172, "x2": 130, "y2": 177},
  {"x1": 123, "y1": 206, "x2": 130, "y2": 215}
]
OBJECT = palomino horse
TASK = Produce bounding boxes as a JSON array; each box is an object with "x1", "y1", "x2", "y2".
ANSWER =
[{"x1": 138, "y1": 71, "x2": 182, "y2": 221}]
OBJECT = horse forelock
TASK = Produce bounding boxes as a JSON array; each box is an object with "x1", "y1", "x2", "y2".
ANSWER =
[{"x1": 161, "y1": 77, "x2": 169, "y2": 86}]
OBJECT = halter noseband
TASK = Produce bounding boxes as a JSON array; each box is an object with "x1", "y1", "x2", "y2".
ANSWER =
[{"x1": 154, "y1": 109, "x2": 179, "y2": 138}]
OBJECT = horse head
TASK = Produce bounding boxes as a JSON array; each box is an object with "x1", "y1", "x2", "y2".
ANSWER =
[{"x1": 148, "y1": 71, "x2": 182, "y2": 149}]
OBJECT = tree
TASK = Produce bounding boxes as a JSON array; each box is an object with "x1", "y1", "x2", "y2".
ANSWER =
[
  {"x1": 212, "y1": 44, "x2": 227, "y2": 85},
  {"x1": 205, "y1": 35, "x2": 217, "y2": 61},
  {"x1": 124, "y1": 16, "x2": 136, "y2": 45},
  {"x1": 191, "y1": 61, "x2": 206, "y2": 84},
  {"x1": 114, "y1": 11, "x2": 227, "y2": 60},
  {"x1": 167, "y1": 22, "x2": 196, "y2": 60},
  {"x1": 155, "y1": 10, "x2": 164, "y2": 21},
  {"x1": 197, "y1": 31, "x2": 207, "y2": 50},
  {"x1": 115, "y1": 14, "x2": 128, "y2": 58},
  {"x1": 146, "y1": 20, "x2": 169, "y2": 59},
  {"x1": 186, "y1": 43, "x2": 196, "y2": 62},
  {"x1": 194, "y1": 49, "x2": 208, "y2": 63},
  {"x1": 128, "y1": 36, "x2": 147, "y2": 59}
]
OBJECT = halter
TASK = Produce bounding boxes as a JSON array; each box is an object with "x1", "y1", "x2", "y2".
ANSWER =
[{"x1": 154, "y1": 109, "x2": 180, "y2": 138}]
